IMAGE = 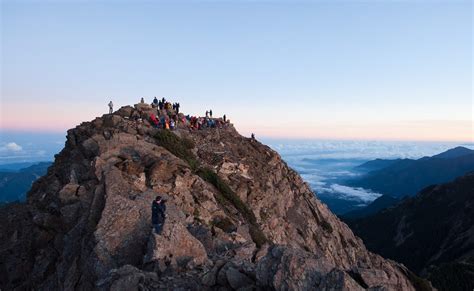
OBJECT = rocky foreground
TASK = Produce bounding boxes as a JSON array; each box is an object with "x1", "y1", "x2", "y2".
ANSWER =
[{"x1": 0, "y1": 104, "x2": 431, "y2": 290}]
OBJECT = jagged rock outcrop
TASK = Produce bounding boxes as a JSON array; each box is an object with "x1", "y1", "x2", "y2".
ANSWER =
[{"x1": 0, "y1": 104, "x2": 428, "y2": 290}]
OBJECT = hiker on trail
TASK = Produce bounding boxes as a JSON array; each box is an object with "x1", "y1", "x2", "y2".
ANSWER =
[
  {"x1": 108, "y1": 101, "x2": 113, "y2": 114},
  {"x1": 251, "y1": 133, "x2": 256, "y2": 141},
  {"x1": 205, "y1": 110, "x2": 209, "y2": 118},
  {"x1": 140, "y1": 97, "x2": 145, "y2": 103},
  {"x1": 161, "y1": 97, "x2": 166, "y2": 103},
  {"x1": 223, "y1": 114, "x2": 226, "y2": 122},
  {"x1": 152, "y1": 196, "x2": 166, "y2": 234},
  {"x1": 209, "y1": 109, "x2": 213, "y2": 118},
  {"x1": 176, "y1": 102, "x2": 180, "y2": 114}
]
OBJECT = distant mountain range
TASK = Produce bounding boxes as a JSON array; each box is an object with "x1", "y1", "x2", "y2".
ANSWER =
[
  {"x1": 347, "y1": 173, "x2": 474, "y2": 291},
  {"x1": 0, "y1": 162, "x2": 46, "y2": 172},
  {"x1": 342, "y1": 194, "x2": 399, "y2": 219},
  {"x1": 348, "y1": 146, "x2": 474, "y2": 198},
  {"x1": 0, "y1": 162, "x2": 52, "y2": 203}
]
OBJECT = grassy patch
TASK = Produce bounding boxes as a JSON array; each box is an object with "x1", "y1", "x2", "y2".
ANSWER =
[
  {"x1": 197, "y1": 167, "x2": 267, "y2": 247},
  {"x1": 154, "y1": 130, "x2": 267, "y2": 247},
  {"x1": 197, "y1": 168, "x2": 255, "y2": 223},
  {"x1": 154, "y1": 130, "x2": 199, "y2": 171},
  {"x1": 211, "y1": 216, "x2": 237, "y2": 233},
  {"x1": 321, "y1": 219, "x2": 333, "y2": 233},
  {"x1": 249, "y1": 224, "x2": 267, "y2": 248}
]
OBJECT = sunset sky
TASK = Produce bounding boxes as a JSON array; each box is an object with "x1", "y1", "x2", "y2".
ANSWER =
[{"x1": 1, "y1": 0, "x2": 472, "y2": 142}]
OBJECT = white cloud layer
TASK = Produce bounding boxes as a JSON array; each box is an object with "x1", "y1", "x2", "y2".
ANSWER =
[
  {"x1": 0, "y1": 142, "x2": 23, "y2": 152},
  {"x1": 266, "y1": 139, "x2": 474, "y2": 205},
  {"x1": 315, "y1": 183, "x2": 382, "y2": 203}
]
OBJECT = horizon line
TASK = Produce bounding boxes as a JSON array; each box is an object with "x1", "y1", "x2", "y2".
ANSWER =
[{"x1": 1, "y1": 127, "x2": 472, "y2": 144}]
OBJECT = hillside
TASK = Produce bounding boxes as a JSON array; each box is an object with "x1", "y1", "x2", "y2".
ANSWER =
[
  {"x1": 0, "y1": 103, "x2": 425, "y2": 290},
  {"x1": 348, "y1": 173, "x2": 474, "y2": 291},
  {"x1": 354, "y1": 158, "x2": 403, "y2": 173},
  {"x1": 342, "y1": 194, "x2": 399, "y2": 219},
  {"x1": 348, "y1": 147, "x2": 474, "y2": 197},
  {"x1": 0, "y1": 162, "x2": 52, "y2": 203}
]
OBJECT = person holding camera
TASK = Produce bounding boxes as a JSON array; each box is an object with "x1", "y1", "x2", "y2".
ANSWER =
[{"x1": 152, "y1": 196, "x2": 166, "y2": 234}]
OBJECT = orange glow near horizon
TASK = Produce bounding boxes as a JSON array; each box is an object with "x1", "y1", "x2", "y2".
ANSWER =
[
  {"x1": 236, "y1": 120, "x2": 473, "y2": 143},
  {"x1": 1, "y1": 107, "x2": 472, "y2": 143}
]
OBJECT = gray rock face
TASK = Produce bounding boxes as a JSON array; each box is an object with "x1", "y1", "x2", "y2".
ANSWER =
[
  {"x1": 0, "y1": 104, "x2": 427, "y2": 290},
  {"x1": 144, "y1": 204, "x2": 210, "y2": 272}
]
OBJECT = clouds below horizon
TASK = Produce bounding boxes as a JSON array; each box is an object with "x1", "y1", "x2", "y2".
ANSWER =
[
  {"x1": 272, "y1": 139, "x2": 474, "y2": 205},
  {"x1": 267, "y1": 139, "x2": 474, "y2": 161},
  {"x1": 315, "y1": 184, "x2": 382, "y2": 203},
  {"x1": 0, "y1": 132, "x2": 65, "y2": 165},
  {"x1": 0, "y1": 142, "x2": 23, "y2": 152}
]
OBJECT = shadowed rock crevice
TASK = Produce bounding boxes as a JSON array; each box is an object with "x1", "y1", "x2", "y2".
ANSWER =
[{"x1": 346, "y1": 270, "x2": 369, "y2": 288}]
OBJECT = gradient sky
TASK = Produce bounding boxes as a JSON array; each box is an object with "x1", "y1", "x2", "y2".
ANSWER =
[{"x1": 1, "y1": 0, "x2": 472, "y2": 141}]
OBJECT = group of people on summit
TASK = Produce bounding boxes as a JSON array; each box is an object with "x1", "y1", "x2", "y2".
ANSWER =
[
  {"x1": 107, "y1": 97, "x2": 230, "y2": 132},
  {"x1": 151, "y1": 97, "x2": 180, "y2": 114}
]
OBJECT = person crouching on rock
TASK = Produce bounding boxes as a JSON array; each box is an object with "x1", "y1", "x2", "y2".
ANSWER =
[{"x1": 152, "y1": 196, "x2": 166, "y2": 234}]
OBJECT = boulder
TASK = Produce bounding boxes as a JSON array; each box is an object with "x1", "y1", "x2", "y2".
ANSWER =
[
  {"x1": 144, "y1": 204, "x2": 209, "y2": 272},
  {"x1": 96, "y1": 265, "x2": 159, "y2": 291},
  {"x1": 226, "y1": 267, "x2": 254, "y2": 290}
]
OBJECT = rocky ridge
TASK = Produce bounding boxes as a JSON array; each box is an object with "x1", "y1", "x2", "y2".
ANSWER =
[{"x1": 0, "y1": 104, "x2": 429, "y2": 290}]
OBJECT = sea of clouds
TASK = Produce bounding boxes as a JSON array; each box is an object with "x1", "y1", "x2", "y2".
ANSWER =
[
  {"x1": 264, "y1": 139, "x2": 474, "y2": 210},
  {"x1": 0, "y1": 131, "x2": 65, "y2": 166}
]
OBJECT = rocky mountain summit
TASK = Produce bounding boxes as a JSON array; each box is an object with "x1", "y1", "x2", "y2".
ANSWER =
[{"x1": 0, "y1": 104, "x2": 428, "y2": 290}]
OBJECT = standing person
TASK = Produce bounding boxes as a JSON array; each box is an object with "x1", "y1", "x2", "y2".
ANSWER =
[
  {"x1": 151, "y1": 196, "x2": 166, "y2": 234},
  {"x1": 205, "y1": 110, "x2": 209, "y2": 118},
  {"x1": 108, "y1": 101, "x2": 113, "y2": 114},
  {"x1": 251, "y1": 133, "x2": 255, "y2": 141},
  {"x1": 209, "y1": 110, "x2": 213, "y2": 118},
  {"x1": 223, "y1": 114, "x2": 226, "y2": 122},
  {"x1": 176, "y1": 103, "x2": 180, "y2": 114},
  {"x1": 140, "y1": 97, "x2": 145, "y2": 103}
]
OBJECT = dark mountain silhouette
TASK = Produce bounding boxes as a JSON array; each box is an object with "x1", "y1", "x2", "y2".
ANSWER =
[
  {"x1": 0, "y1": 103, "x2": 425, "y2": 290},
  {"x1": 432, "y1": 146, "x2": 474, "y2": 159},
  {"x1": 0, "y1": 162, "x2": 44, "y2": 172},
  {"x1": 0, "y1": 162, "x2": 52, "y2": 203},
  {"x1": 348, "y1": 173, "x2": 474, "y2": 291},
  {"x1": 342, "y1": 194, "x2": 399, "y2": 219},
  {"x1": 347, "y1": 147, "x2": 474, "y2": 197},
  {"x1": 354, "y1": 158, "x2": 403, "y2": 173}
]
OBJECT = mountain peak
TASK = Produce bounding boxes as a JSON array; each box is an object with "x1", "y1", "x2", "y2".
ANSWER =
[
  {"x1": 0, "y1": 103, "x2": 425, "y2": 290},
  {"x1": 432, "y1": 146, "x2": 473, "y2": 159}
]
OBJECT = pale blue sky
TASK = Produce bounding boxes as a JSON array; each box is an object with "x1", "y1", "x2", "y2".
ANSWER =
[{"x1": 1, "y1": 0, "x2": 472, "y2": 141}]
